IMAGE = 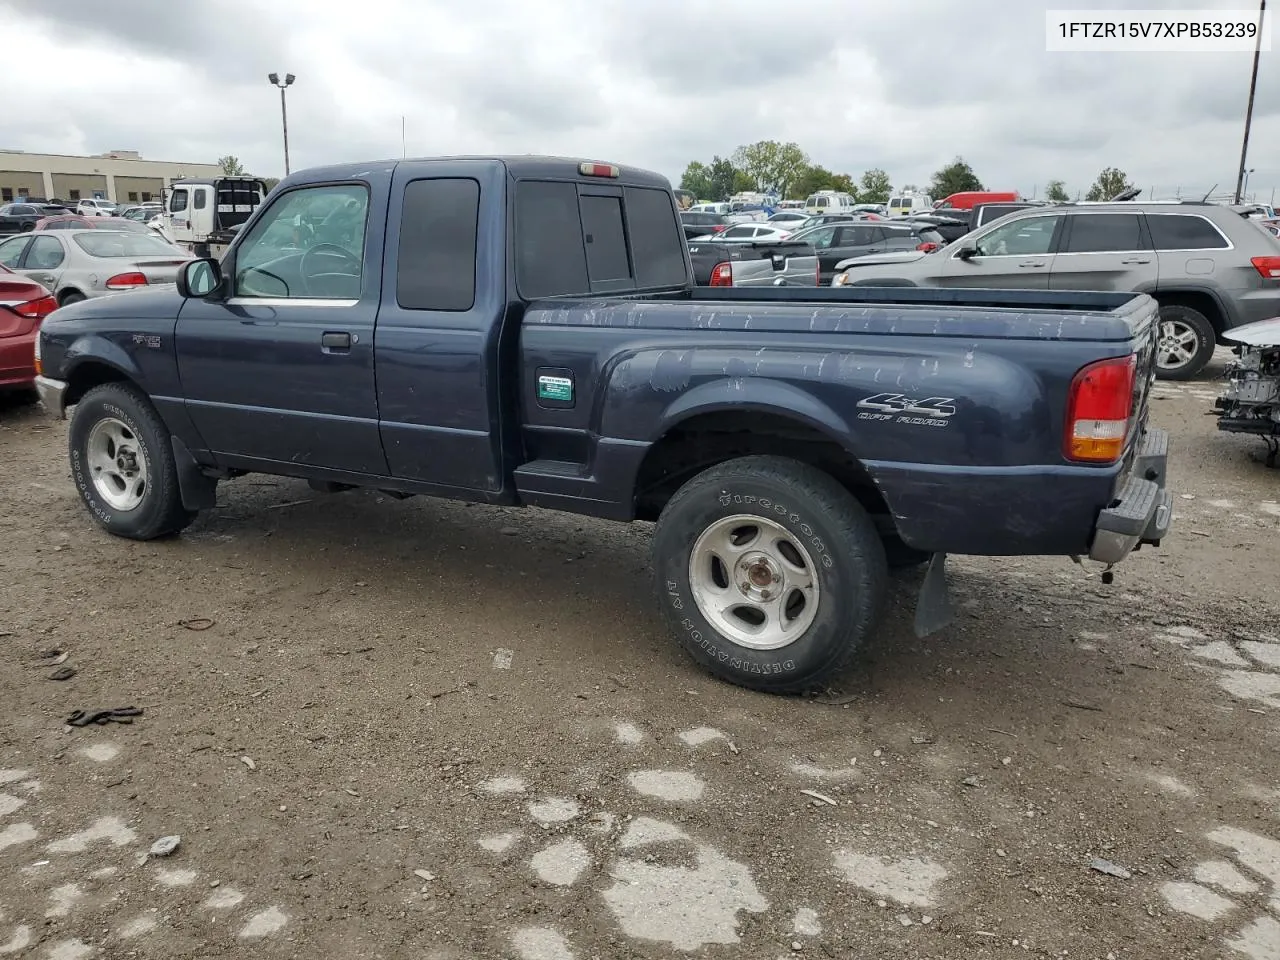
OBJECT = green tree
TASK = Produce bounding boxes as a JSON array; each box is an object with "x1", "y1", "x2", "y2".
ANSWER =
[
  {"x1": 217, "y1": 155, "x2": 245, "y2": 176},
  {"x1": 705, "y1": 156, "x2": 737, "y2": 202},
  {"x1": 790, "y1": 165, "x2": 860, "y2": 200},
  {"x1": 732, "y1": 169, "x2": 756, "y2": 193},
  {"x1": 1045, "y1": 179, "x2": 1069, "y2": 203},
  {"x1": 731, "y1": 140, "x2": 809, "y2": 197},
  {"x1": 929, "y1": 157, "x2": 984, "y2": 202},
  {"x1": 679, "y1": 161, "x2": 713, "y2": 201},
  {"x1": 261, "y1": 177, "x2": 280, "y2": 192},
  {"x1": 859, "y1": 168, "x2": 892, "y2": 204},
  {"x1": 1084, "y1": 167, "x2": 1134, "y2": 201}
]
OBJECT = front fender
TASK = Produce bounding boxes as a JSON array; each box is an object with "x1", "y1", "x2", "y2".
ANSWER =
[{"x1": 64, "y1": 335, "x2": 145, "y2": 386}]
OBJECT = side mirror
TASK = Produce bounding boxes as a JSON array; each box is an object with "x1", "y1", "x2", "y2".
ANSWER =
[
  {"x1": 957, "y1": 245, "x2": 978, "y2": 261},
  {"x1": 177, "y1": 258, "x2": 222, "y2": 299}
]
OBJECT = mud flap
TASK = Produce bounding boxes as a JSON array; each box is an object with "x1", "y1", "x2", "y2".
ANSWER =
[
  {"x1": 913, "y1": 552, "x2": 953, "y2": 637},
  {"x1": 171, "y1": 436, "x2": 218, "y2": 511}
]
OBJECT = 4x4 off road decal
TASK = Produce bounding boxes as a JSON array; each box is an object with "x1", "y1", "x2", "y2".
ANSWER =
[{"x1": 856, "y1": 393, "x2": 956, "y2": 428}]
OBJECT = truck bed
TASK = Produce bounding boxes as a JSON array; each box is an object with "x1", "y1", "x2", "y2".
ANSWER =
[{"x1": 518, "y1": 286, "x2": 1159, "y2": 555}]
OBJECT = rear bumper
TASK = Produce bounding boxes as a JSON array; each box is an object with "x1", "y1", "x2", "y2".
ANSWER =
[
  {"x1": 1088, "y1": 428, "x2": 1172, "y2": 564},
  {"x1": 0, "y1": 333, "x2": 37, "y2": 390}
]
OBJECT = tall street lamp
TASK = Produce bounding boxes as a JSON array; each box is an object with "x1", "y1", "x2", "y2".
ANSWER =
[
  {"x1": 1244, "y1": 168, "x2": 1257, "y2": 201},
  {"x1": 268, "y1": 72, "x2": 296, "y2": 176},
  {"x1": 1234, "y1": 0, "x2": 1266, "y2": 204}
]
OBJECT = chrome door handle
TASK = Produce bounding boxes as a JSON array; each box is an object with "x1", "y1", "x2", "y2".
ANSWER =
[
  {"x1": 1018, "y1": 260, "x2": 1046, "y2": 267},
  {"x1": 1120, "y1": 257, "x2": 1152, "y2": 264}
]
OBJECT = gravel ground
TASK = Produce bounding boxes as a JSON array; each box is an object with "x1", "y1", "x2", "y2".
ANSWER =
[{"x1": 2, "y1": 352, "x2": 1280, "y2": 960}]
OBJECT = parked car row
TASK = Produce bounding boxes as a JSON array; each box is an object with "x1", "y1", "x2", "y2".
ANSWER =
[{"x1": 831, "y1": 200, "x2": 1280, "y2": 380}]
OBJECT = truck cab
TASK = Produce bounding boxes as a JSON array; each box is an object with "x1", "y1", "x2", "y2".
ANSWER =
[{"x1": 160, "y1": 176, "x2": 268, "y2": 257}]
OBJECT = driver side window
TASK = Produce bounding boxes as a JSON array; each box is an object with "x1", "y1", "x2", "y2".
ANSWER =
[
  {"x1": 233, "y1": 184, "x2": 369, "y2": 300},
  {"x1": 972, "y1": 215, "x2": 1058, "y2": 257}
]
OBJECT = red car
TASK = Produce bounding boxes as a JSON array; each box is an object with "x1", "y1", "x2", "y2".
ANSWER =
[{"x1": 0, "y1": 264, "x2": 57, "y2": 392}]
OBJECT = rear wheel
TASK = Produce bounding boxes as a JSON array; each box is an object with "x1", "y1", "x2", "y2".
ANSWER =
[
  {"x1": 1155, "y1": 304, "x2": 1215, "y2": 381},
  {"x1": 59, "y1": 290, "x2": 85, "y2": 306},
  {"x1": 68, "y1": 383, "x2": 195, "y2": 540},
  {"x1": 651, "y1": 455, "x2": 887, "y2": 694}
]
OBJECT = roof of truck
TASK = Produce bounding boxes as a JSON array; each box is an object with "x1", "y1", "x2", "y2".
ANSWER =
[{"x1": 284, "y1": 156, "x2": 672, "y2": 190}]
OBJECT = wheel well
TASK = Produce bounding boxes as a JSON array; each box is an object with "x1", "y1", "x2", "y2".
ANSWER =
[
  {"x1": 57, "y1": 288, "x2": 85, "y2": 306},
  {"x1": 64, "y1": 361, "x2": 130, "y2": 407},
  {"x1": 633, "y1": 411, "x2": 893, "y2": 526},
  {"x1": 1155, "y1": 290, "x2": 1226, "y2": 336}
]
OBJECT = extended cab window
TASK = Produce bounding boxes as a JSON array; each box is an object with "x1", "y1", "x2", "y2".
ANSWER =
[
  {"x1": 397, "y1": 178, "x2": 479, "y2": 312},
  {"x1": 973, "y1": 215, "x2": 1058, "y2": 256},
  {"x1": 234, "y1": 183, "x2": 369, "y2": 300},
  {"x1": 1147, "y1": 214, "x2": 1229, "y2": 250},
  {"x1": 1064, "y1": 213, "x2": 1145, "y2": 253},
  {"x1": 193, "y1": 190, "x2": 207, "y2": 210}
]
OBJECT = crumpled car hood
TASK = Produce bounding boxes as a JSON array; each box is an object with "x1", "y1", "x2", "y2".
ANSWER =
[{"x1": 1222, "y1": 317, "x2": 1280, "y2": 346}]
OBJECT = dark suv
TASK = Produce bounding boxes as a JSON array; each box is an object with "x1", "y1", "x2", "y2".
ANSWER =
[{"x1": 793, "y1": 220, "x2": 944, "y2": 284}]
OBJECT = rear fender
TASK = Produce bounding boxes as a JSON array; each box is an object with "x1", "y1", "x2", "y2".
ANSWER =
[{"x1": 654, "y1": 377, "x2": 853, "y2": 444}]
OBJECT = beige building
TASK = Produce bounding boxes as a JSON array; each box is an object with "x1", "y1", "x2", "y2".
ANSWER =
[{"x1": 0, "y1": 149, "x2": 223, "y2": 205}]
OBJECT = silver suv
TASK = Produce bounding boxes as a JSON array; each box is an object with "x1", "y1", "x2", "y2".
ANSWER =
[{"x1": 834, "y1": 202, "x2": 1280, "y2": 380}]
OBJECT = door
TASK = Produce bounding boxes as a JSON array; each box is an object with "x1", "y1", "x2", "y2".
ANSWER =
[
  {"x1": 175, "y1": 180, "x2": 389, "y2": 475},
  {"x1": 822, "y1": 224, "x2": 880, "y2": 281},
  {"x1": 926, "y1": 213, "x2": 1062, "y2": 289},
  {"x1": 1048, "y1": 212, "x2": 1158, "y2": 292},
  {"x1": 374, "y1": 162, "x2": 505, "y2": 489},
  {"x1": 16, "y1": 235, "x2": 67, "y2": 290},
  {"x1": 168, "y1": 187, "x2": 191, "y2": 240}
]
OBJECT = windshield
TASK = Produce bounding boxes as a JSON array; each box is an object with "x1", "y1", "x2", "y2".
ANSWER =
[{"x1": 74, "y1": 233, "x2": 184, "y2": 258}]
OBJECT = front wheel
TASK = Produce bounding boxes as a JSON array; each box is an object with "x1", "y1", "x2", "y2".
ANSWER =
[
  {"x1": 68, "y1": 383, "x2": 195, "y2": 540},
  {"x1": 652, "y1": 455, "x2": 888, "y2": 694}
]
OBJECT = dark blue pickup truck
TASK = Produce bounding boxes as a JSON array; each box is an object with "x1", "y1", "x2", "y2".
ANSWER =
[{"x1": 34, "y1": 155, "x2": 1172, "y2": 694}]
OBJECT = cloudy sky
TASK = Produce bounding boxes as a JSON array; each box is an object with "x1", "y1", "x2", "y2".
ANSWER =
[{"x1": 3, "y1": 0, "x2": 1275, "y2": 202}]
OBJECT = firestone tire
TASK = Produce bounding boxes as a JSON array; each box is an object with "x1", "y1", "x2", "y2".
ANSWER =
[
  {"x1": 651, "y1": 455, "x2": 888, "y2": 694},
  {"x1": 68, "y1": 383, "x2": 196, "y2": 540}
]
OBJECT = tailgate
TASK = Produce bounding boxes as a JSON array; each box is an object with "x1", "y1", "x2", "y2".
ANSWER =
[{"x1": 730, "y1": 253, "x2": 819, "y2": 287}]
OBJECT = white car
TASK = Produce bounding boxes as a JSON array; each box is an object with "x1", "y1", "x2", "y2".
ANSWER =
[
  {"x1": 692, "y1": 223, "x2": 794, "y2": 242},
  {"x1": 76, "y1": 199, "x2": 118, "y2": 218}
]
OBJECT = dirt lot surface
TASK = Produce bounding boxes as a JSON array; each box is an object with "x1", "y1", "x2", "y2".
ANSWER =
[{"x1": 3, "y1": 353, "x2": 1280, "y2": 960}]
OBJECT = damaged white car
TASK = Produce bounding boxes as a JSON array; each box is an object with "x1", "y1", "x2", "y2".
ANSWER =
[{"x1": 1216, "y1": 318, "x2": 1280, "y2": 466}]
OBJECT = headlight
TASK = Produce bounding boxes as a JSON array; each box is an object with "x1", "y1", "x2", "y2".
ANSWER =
[{"x1": 831, "y1": 273, "x2": 848, "y2": 287}]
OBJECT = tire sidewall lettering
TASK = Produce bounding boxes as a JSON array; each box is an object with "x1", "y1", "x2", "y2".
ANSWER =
[{"x1": 663, "y1": 486, "x2": 844, "y2": 679}]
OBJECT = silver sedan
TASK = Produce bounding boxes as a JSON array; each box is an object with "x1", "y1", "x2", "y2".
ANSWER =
[{"x1": 0, "y1": 229, "x2": 192, "y2": 305}]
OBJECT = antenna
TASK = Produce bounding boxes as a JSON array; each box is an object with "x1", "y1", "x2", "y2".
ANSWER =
[
  {"x1": 401, "y1": 116, "x2": 406, "y2": 158},
  {"x1": 1200, "y1": 183, "x2": 1218, "y2": 202}
]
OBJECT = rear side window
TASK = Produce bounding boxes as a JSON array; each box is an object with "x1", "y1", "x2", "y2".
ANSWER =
[
  {"x1": 193, "y1": 190, "x2": 207, "y2": 210},
  {"x1": 516, "y1": 181, "x2": 589, "y2": 299},
  {"x1": 397, "y1": 177, "x2": 480, "y2": 311},
  {"x1": 1147, "y1": 214, "x2": 1229, "y2": 250},
  {"x1": 1065, "y1": 213, "x2": 1146, "y2": 253},
  {"x1": 624, "y1": 186, "x2": 687, "y2": 287}
]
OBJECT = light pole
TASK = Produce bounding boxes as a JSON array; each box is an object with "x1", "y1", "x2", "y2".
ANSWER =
[
  {"x1": 1243, "y1": 168, "x2": 1256, "y2": 201},
  {"x1": 1234, "y1": 0, "x2": 1266, "y2": 204},
  {"x1": 268, "y1": 72, "x2": 295, "y2": 176}
]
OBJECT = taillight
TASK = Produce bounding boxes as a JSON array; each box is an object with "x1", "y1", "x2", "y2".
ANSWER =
[
  {"x1": 916, "y1": 242, "x2": 939, "y2": 252},
  {"x1": 1251, "y1": 255, "x2": 1280, "y2": 279},
  {"x1": 106, "y1": 272, "x2": 148, "y2": 290},
  {"x1": 710, "y1": 263, "x2": 733, "y2": 286},
  {"x1": 711, "y1": 224, "x2": 728, "y2": 232},
  {"x1": 579, "y1": 162, "x2": 619, "y2": 178},
  {"x1": 1064, "y1": 355, "x2": 1137, "y2": 463},
  {"x1": 13, "y1": 295, "x2": 57, "y2": 319}
]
